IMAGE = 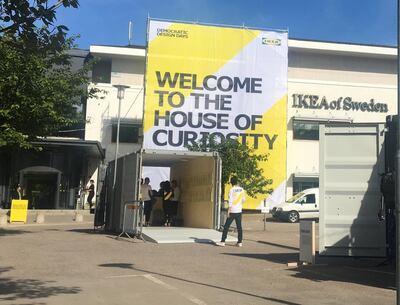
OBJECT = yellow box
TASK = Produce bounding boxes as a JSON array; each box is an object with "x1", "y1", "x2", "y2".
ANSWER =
[{"x1": 10, "y1": 200, "x2": 28, "y2": 223}]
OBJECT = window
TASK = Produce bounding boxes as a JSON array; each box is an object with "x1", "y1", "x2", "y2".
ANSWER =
[
  {"x1": 92, "y1": 59, "x2": 111, "y2": 83},
  {"x1": 293, "y1": 177, "x2": 319, "y2": 195},
  {"x1": 111, "y1": 124, "x2": 140, "y2": 143},
  {"x1": 287, "y1": 192, "x2": 304, "y2": 203},
  {"x1": 305, "y1": 194, "x2": 316, "y2": 204},
  {"x1": 297, "y1": 194, "x2": 316, "y2": 204},
  {"x1": 293, "y1": 120, "x2": 319, "y2": 140}
]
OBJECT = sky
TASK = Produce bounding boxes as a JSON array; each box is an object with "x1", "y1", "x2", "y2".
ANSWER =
[{"x1": 56, "y1": 0, "x2": 397, "y2": 49}]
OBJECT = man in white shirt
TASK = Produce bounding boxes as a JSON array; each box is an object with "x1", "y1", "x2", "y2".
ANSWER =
[
  {"x1": 141, "y1": 177, "x2": 153, "y2": 226},
  {"x1": 216, "y1": 176, "x2": 245, "y2": 247}
]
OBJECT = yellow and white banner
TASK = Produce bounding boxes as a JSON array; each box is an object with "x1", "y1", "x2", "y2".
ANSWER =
[{"x1": 144, "y1": 20, "x2": 287, "y2": 209}]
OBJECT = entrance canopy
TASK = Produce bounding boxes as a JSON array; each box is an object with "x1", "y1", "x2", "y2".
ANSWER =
[{"x1": 32, "y1": 137, "x2": 105, "y2": 159}]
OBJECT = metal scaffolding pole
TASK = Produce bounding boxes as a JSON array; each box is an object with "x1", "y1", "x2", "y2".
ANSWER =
[{"x1": 112, "y1": 85, "x2": 130, "y2": 189}]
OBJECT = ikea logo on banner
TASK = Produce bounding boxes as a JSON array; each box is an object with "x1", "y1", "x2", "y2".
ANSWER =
[{"x1": 262, "y1": 38, "x2": 281, "y2": 46}]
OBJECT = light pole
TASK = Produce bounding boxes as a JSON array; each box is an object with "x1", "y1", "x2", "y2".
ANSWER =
[{"x1": 113, "y1": 85, "x2": 130, "y2": 189}]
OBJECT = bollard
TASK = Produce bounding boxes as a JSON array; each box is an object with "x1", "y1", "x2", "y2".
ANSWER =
[
  {"x1": 0, "y1": 214, "x2": 7, "y2": 226},
  {"x1": 74, "y1": 213, "x2": 83, "y2": 222},
  {"x1": 35, "y1": 213, "x2": 45, "y2": 224}
]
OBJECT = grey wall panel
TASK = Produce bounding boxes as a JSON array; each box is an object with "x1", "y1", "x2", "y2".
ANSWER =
[
  {"x1": 319, "y1": 124, "x2": 386, "y2": 257},
  {"x1": 105, "y1": 153, "x2": 140, "y2": 232}
]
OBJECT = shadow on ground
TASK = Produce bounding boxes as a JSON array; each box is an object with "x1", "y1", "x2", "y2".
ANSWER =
[
  {"x1": 0, "y1": 266, "x2": 80, "y2": 301},
  {"x1": 223, "y1": 252, "x2": 299, "y2": 264},
  {"x1": 253, "y1": 240, "x2": 299, "y2": 251},
  {"x1": 0, "y1": 267, "x2": 14, "y2": 274},
  {"x1": 0, "y1": 228, "x2": 32, "y2": 236},
  {"x1": 292, "y1": 261, "x2": 395, "y2": 290},
  {"x1": 223, "y1": 252, "x2": 395, "y2": 290},
  {"x1": 97, "y1": 263, "x2": 302, "y2": 305},
  {"x1": 67, "y1": 228, "x2": 97, "y2": 234},
  {"x1": 99, "y1": 263, "x2": 134, "y2": 269},
  {"x1": 67, "y1": 228, "x2": 118, "y2": 237}
]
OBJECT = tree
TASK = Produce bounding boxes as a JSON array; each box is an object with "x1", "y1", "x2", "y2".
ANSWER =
[
  {"x1": 187, "y1": 137, "x2": 273, "y2": 199},
  {"x1": 0, "y1": 0, "x2": 96, "y2": 148}
]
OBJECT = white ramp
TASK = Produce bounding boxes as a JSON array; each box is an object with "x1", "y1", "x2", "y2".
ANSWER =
[{"x1": 141, "y1": 227, "x2": 237, "y2": 244}]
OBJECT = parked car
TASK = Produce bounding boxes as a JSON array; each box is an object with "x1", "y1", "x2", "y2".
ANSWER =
[{"x1": 271, "y1": 188, "x2": 319, "y2": 223}]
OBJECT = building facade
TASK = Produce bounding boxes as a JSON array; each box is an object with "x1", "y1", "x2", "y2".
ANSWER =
[
  {"x1": 0, "y1": 49, "x2": 104, "y2": 210},
  {"x1": 85, "y1": 40, "x2": 397, "y2": 206},
  {"x1": 84, "y1": 45, "x2": 146, "y2": 190},
  {"x1": 286, "y1": 40, "x2": 396, "y2": 198}
]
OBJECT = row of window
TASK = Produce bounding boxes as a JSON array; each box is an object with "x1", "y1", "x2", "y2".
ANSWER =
[
  {"x1": 91, "y1": 59, "x2": 326, "y2": 142},
  {"x1": 108, "y1": 120, "x2": 329, "y2": 144},
  {"x1": 110, "y1": 122, "x2": 321, "y2": 144}
]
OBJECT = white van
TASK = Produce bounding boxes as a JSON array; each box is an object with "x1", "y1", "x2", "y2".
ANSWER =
[{"x1": 271, "y1": 188, "x2": 319, "y2": 223}]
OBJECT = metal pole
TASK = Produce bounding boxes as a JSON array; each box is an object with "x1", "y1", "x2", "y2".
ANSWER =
[
  {"x1": 113, "y1": 95, "x2": 122, "y2": 188},
  {"x1": 264, "y1": 212, "x2": 266, "y2": 231},
  {"x1": 397, "y1": 0, "x2": 400, "y2": 303}
]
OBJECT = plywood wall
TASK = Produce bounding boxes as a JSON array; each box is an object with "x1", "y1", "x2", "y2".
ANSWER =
[{"x1": 171, "y1": 157, "x2": 215, "y2": 229}]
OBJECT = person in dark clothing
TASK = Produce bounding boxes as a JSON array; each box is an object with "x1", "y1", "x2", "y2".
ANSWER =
[
  {"x1": 86, "y1": 180, "x2": 95, "y2": 210},
  {"x1": 158, "y1": 181, "x2": 165, "y2": 197},
  {"x1": 162, "y1": 181, "x2": 173, "y2": 227},
  {"x1": 170, "y1": 180, "x2": 180, "y2": 226}
]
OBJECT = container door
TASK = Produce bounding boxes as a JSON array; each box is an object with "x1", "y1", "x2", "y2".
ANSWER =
[
  {"x1": 213, "y1": 155, "x2": 222, "y2": 229},
  {"x1": 135, "y1": 150, "x2": 143, "y2": 202},
  {"x1": 105, "y1": 151, "x2": 142, "y2": 232},
  {"x1": 319, "y1": 124, "x2": 386, "y2": 257}
]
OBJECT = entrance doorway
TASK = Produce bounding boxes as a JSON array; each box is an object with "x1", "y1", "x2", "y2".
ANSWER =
[{"x1": 25, "y1": 173, "x2": 58, "y2": 209}]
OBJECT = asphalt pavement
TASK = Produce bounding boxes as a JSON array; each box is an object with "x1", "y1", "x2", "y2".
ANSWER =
[{"x1": 0, "y1": 214, "x2": 395, "y2": 305}]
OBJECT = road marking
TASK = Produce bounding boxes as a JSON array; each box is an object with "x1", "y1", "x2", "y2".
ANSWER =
[{"x1": 143, "y1": 274, "x2": 208, "y2": 305}]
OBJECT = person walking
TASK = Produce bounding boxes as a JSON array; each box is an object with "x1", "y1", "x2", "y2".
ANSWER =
[
  {"x1": 141, "y1": 177, "x2": 153, "y2": 226},
  {"x1": 170, "y1": 179, "x2": 180, "y2": 226},
  {"x1": 216, "y1": 176, "x2": 245, "y2": 247},
  {"x1": 86, "y1": 180, "x2": 95, "y2": 211}
]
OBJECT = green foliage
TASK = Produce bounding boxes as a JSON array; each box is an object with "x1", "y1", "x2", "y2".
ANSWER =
[
  {"x1": 187, "y1": 137, "x2": 273, "y2": 198},
  {"x1": 0, "y1": 0, "x2": 97, "y2": 148},
  {"x1": 1, "y1": 1, "x2": 79, "y2": 41}
]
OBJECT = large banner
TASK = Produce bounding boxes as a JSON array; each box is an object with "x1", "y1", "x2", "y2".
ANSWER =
[{"x1": 144, "y1": 20, "x2": 288, "y2": 209}]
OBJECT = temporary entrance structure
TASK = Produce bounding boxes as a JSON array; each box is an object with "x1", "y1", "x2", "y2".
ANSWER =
[{"x1": 104, "y1": 149, "x2": 222, "y2": 233}]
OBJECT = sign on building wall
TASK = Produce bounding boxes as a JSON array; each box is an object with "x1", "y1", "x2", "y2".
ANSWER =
[{"x1": 144, "y1": 20, "x2": 288, "y2": 209}]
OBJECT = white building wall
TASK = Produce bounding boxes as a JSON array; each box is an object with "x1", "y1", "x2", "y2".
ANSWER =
[
  {"x1": 286, "y1": 48, "x2": 397, "y2": 199},
  {"x1": 84, "y1": 42, "x2": 397, "y2": 206},
  {"x1": 85, "y1": 50, "x2": 146, "y2": 196},
  {"x1": 110, "y1": 58, "x2": 144, "y2": 86},
  {"x1": 85, "y1": 84, "x2": 144, "y2": 160}
]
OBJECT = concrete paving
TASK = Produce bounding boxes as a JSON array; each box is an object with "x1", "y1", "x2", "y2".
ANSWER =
[
  {"x1": 0, "y1": 214, "x2": 395, "y2": 305},
  {"x1": 0, "y1": 209, "x2": 94, "y2": 225},
  {"x1": 141, "y1": 227, "x2": 236, "y2": 244}
]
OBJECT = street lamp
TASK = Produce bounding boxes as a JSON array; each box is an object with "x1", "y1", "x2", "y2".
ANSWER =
[{"x1": 112, "y1": 84, "x2": 130, "y2": 188}]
